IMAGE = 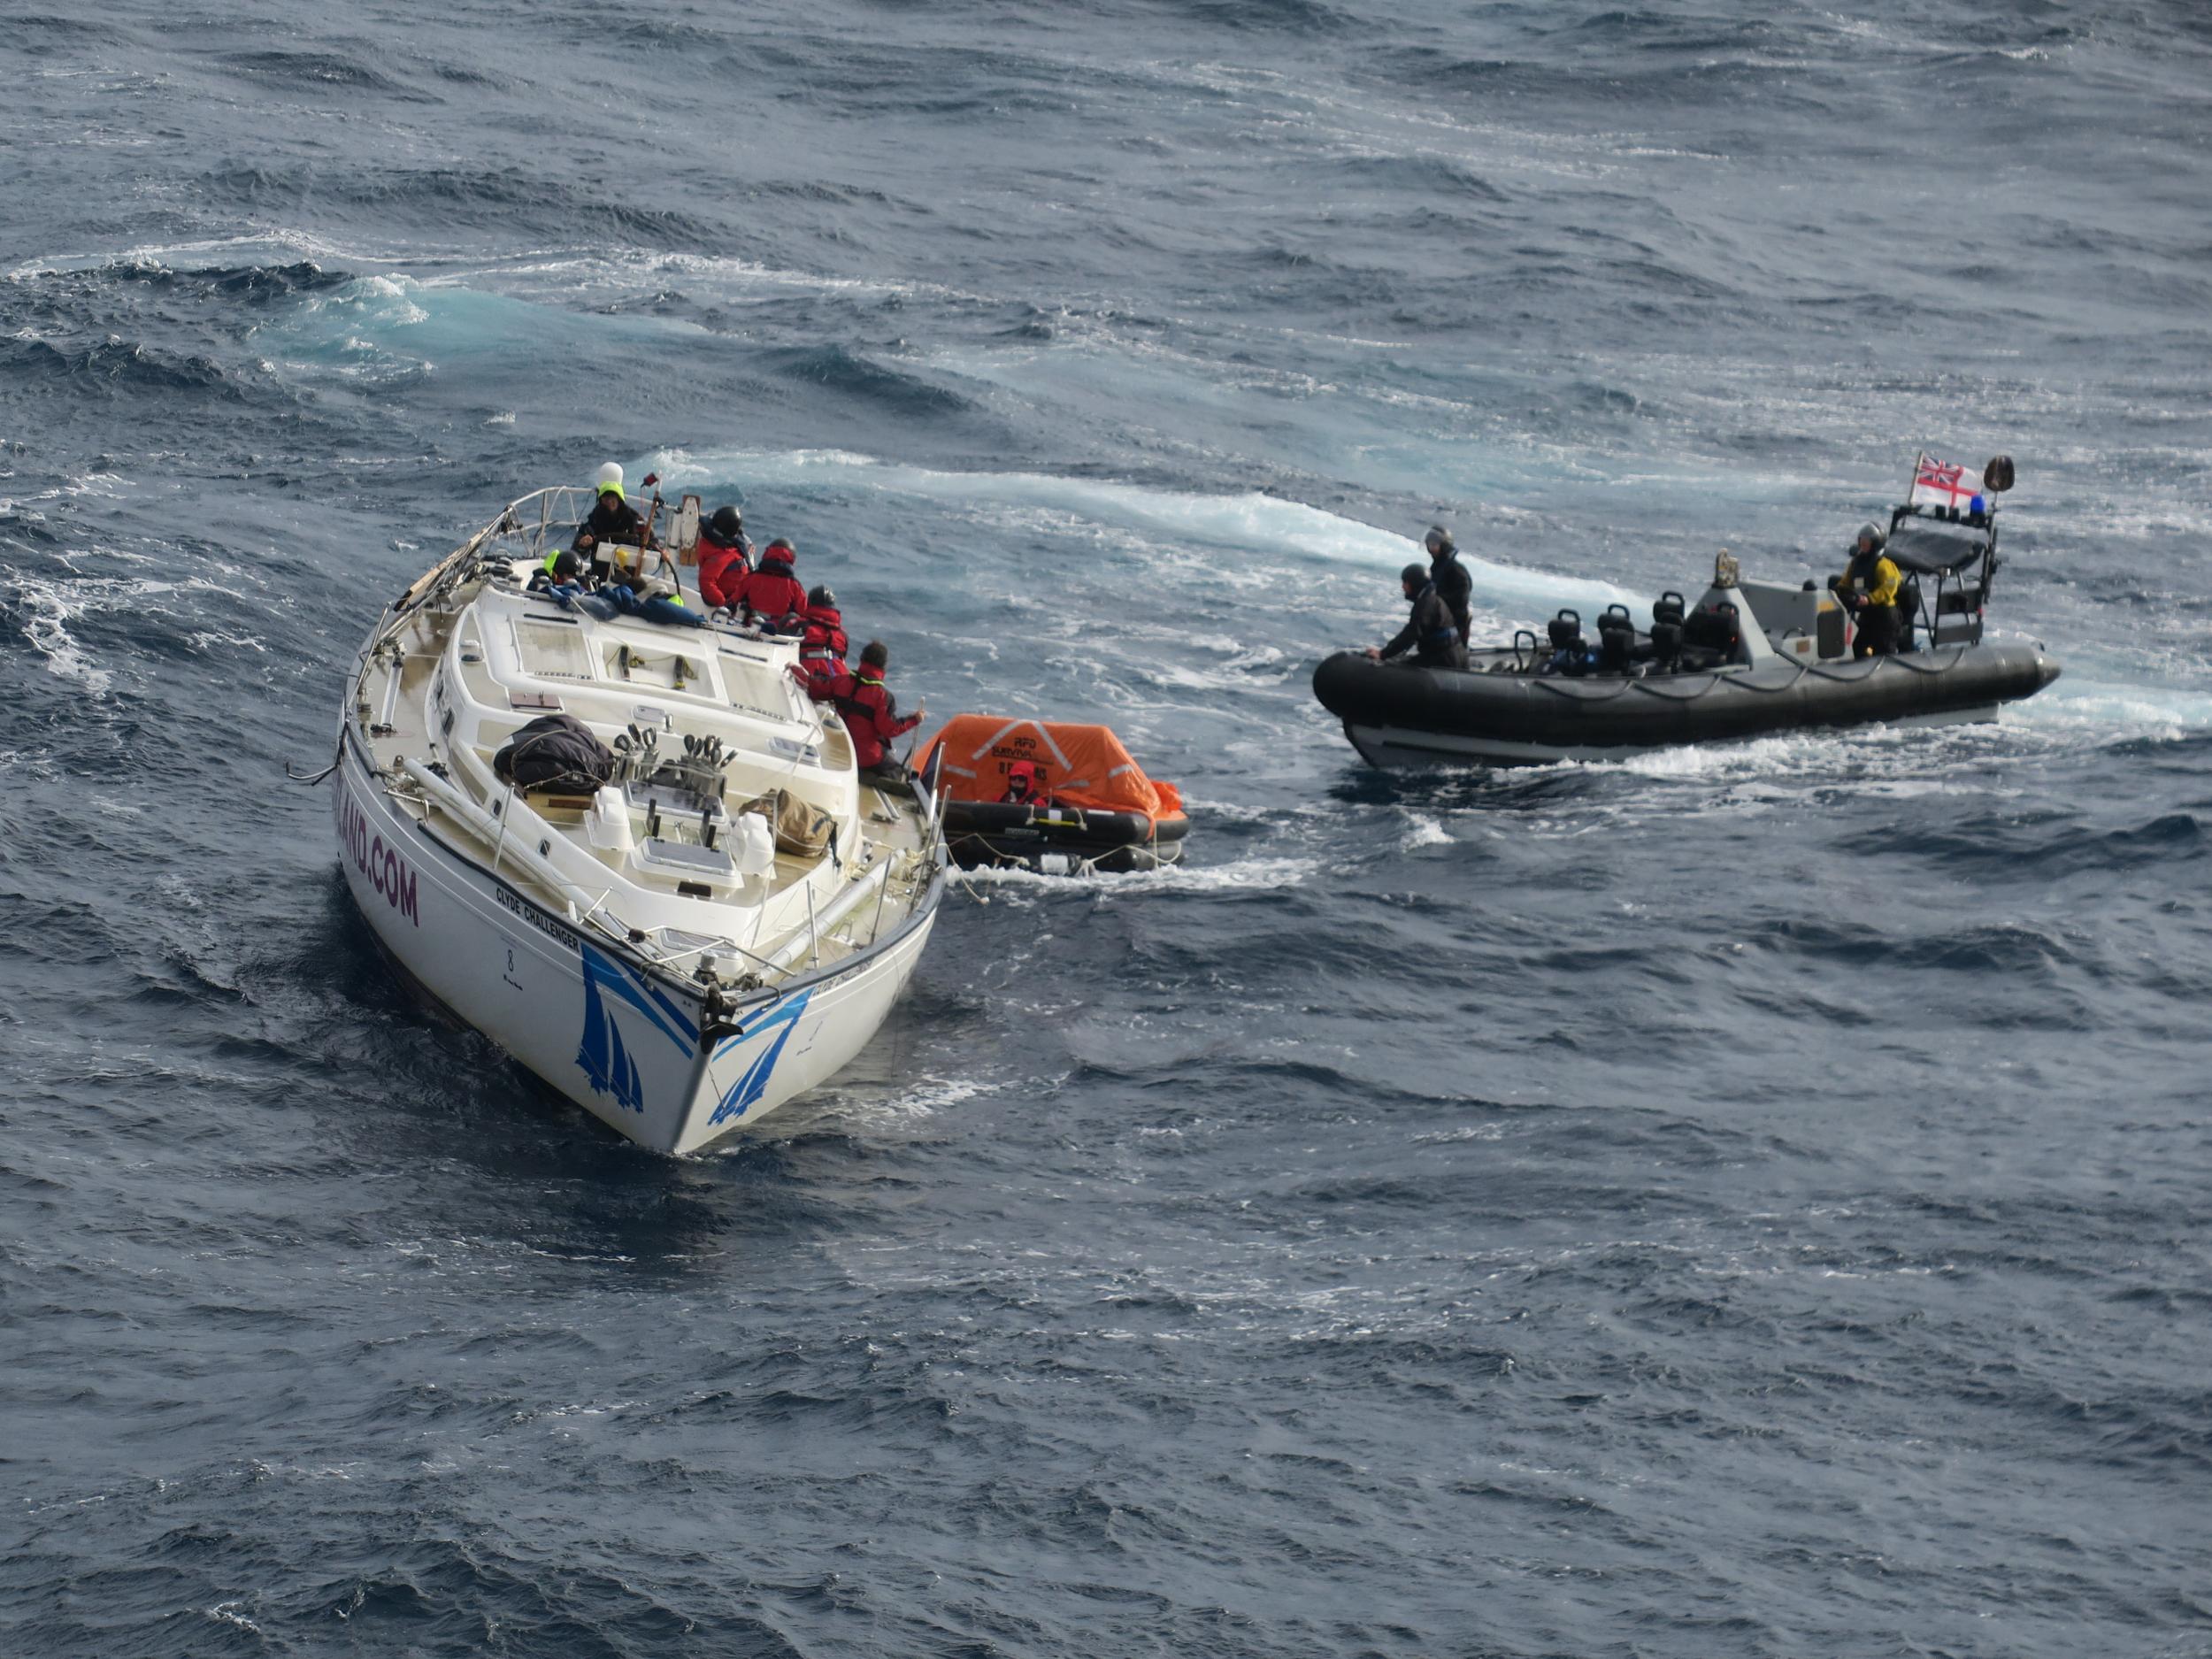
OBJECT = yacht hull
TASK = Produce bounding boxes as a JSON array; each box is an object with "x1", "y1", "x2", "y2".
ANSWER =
[{"x1": 333, "y1": 739, "x2": 940, "y2": 1155}]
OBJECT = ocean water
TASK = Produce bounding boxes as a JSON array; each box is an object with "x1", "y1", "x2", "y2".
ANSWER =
[{"x1": 4, "y1": 2, "x2": 2210, "y2": 1654}]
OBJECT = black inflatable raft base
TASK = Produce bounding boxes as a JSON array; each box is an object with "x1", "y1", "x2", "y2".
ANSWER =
[{"x1": 941, "y1": 800, "x2": 1189, "y2": 873}]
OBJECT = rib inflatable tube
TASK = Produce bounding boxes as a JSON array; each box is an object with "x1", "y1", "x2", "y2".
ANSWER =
[{"x1": 1312, "y1": 642, "x2": 2062, "y2": 769}]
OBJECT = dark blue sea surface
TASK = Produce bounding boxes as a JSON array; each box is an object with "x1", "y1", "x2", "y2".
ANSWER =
[{"x1": 4, "y1": 2, "x2": 2210, "y2": 1654}]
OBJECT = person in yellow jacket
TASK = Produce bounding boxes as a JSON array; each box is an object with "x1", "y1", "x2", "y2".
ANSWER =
[{"x1": 1832, "y1": 522, "x2": 1903, "y2": 657}]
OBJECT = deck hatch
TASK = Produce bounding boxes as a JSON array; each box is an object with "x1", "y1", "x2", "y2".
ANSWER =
[
  {"x1": 639, "y1": 838, "x2": 735, "y2": 880},
  {"x1": 512, "y1": 617, "x2": 595, "y2": 681}
]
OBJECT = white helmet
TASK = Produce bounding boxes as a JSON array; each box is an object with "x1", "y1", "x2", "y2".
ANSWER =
[{"x1": 594, "y1": 462, "x2": 625, "y2": 499}]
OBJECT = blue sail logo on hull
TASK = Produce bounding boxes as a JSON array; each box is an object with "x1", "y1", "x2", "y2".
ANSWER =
[
  {"x1": 710, "y1": 990, "x2": 813, "y2": 1127},
  {"x1": 577, "y1": 942, "x2": 698, "y2": 1115}
]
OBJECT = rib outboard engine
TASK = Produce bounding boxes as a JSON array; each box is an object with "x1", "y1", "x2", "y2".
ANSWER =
[
  {"x1": 1595, "y1": 603, "x2": 1637, "y2": 673},
  {"x1": 1649, "y1": 591, "x2": 1686, "y2": 672}
]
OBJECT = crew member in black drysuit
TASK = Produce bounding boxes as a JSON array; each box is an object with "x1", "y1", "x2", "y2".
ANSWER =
[
  {"x1": 1370, "y1": 563, "x2": 1469, "y2": 669},
  {"x1": 1424, "y1": 525, "x2": 1473, "y2": 646}
]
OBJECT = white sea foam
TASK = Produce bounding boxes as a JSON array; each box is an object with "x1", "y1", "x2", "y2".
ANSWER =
[
  {"x1": 1401, "y1": 812, "x2": 1453, "y2": 849},
  {"x1": 740, "y1": 1075, "x2": 985, "y2": 1146},
  {"x1": 650, "y1": 445, "x2": 1639, "y2": 615},
  {"x1": 5, "y1": 227, "x2": 365, "y2": 280},
  {"x1": 2016, "y1": 679, "x2": 2212, "y2": 738},
  {"x1": 184, "y1": 628, "x2": 268, "y2": 656},
  {"x1": 1413, "y1": 1122, "x2": 1508, "y2": 1145},
  {"x1": 957, "y1": 853, "x2": 1319, "y2": 895},
  {"x1": 4, "y1": 572, "x2": 172, "y2": 695},
  {"x1": 349, "y1": 273, "x2": 428, "y2": 323}
]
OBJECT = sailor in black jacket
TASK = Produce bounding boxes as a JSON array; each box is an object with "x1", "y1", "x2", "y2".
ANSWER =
[
  {"x1": 1371, "y1": 564, "x2": 1470, "y2": 669},
  {"x1": 1425, "y1": 525, "x2": 1473, "y2": 645},
  {"x1": 570, "y1": 462, "x2": 659, "y2": 565}
]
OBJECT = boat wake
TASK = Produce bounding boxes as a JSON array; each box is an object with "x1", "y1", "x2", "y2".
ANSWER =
[{"x1": 649, "y1": 443, "x2": 1641, "y2": 616}]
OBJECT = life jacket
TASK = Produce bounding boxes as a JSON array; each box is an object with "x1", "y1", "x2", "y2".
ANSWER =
[
  {"x1": 798, "y1": 603, "x2": 847, "y2": 660},
  {"x1": 696, "y1": 531, "x2": 751, "y2": 610},
  {"x1": 797, "y1": 604, "x2": 849, "y2": 699},
  {"x1": 1839, "y1": 549, "x2": 1901, "y2": 609},
  {"x1": 736, "y1": 557, "x2": 808, "y2": 629},
  {"x1": 833, "y1": 669, "x2": 918, "y2": 769}
]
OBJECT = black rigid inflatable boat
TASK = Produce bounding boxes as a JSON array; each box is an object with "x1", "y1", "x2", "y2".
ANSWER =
[
  {"x1": 1315, "y1": 457, "x2": 2062, "y2": 768},
  {"x1": 1317, "y1": 636, "x2": 2060, "y2": 768}
]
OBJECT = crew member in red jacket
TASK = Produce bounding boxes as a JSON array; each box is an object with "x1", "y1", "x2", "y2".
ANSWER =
[
  {"x1": 696, "y1": 505, "x2": 752, "y2": 611},
  {"x1": 734, "y1": 538, "x2": 808, "y2": 632},
  {"x1": 833, "y1": 640, "x2": 924, "y2": 787},
  {"x1": 796, "y1": 586, "x2": 849, "y2": 700}
]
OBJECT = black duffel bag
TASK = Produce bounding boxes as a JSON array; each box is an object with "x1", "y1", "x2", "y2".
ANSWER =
[{"x1": 493, "y1": 713, "x2": 616, "y2": 793}]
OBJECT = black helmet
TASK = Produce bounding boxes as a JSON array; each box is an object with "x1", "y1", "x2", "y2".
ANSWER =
[
  {"x1": 709, "y1": 504, "x2": 742, "y2": 541},
  {"x1": 808, "y1": 585, "x2": 836, "y2": 610},
  {"x1": 1400, "y1": 563, "x2": 1426, "y2": 588},
  {"x1": 1424, "y1": 524, "x2": 1454, "y2": 556},
  {"x1": 551, "y1": 550, "x2": 582, "y2": 580}
]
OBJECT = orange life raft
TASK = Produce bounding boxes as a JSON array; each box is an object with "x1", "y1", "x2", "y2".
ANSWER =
[{"x1": 913, "y1": 715, "x2": 1190, "y2": 873}]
